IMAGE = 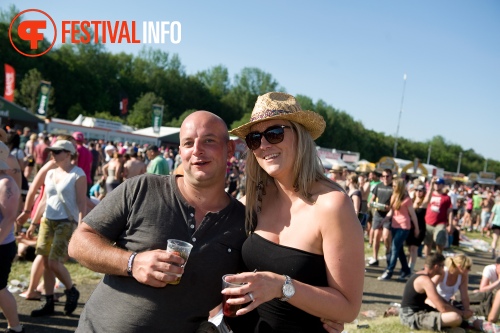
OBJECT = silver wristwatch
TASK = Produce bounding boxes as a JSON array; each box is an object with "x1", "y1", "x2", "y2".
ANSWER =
[{"x1": 279, "y1": 275, "x2": 295, "y2": 301}]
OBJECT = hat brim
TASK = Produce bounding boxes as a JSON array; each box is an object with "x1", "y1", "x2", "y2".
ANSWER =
[{"x1": 229, "y1": 110, "x2": 326, "y2": 140}]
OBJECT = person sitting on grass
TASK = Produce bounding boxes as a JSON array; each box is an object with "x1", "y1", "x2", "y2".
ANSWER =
[{"x1": 399, "y1": 253, "x2": 467, "y2": 332}]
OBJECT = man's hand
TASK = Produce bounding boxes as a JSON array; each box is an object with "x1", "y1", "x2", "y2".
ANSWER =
[{"x1": 131, "y1": 249, "x2": 186, "y2": 288}]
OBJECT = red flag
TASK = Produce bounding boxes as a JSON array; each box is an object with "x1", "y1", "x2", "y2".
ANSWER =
[
  {"x1": 120, "y1": 97, "x2": 128, "y2": 115},
  {"x1": 4, "y1": 64, "x2": 15, "y2": 102}
]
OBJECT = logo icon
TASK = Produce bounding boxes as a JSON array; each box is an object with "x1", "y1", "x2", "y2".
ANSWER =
[{"x1": 9, "y1": 9, "x2": 57, "y2": 57}]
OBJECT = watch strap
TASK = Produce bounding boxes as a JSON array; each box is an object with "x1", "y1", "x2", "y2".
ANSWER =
[{"x1": 279, "y1": 275, "x2": 293, "y2": 301}]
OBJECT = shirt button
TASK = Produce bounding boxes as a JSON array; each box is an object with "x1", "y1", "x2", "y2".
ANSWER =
[
  {"x1": 190, "y1": 224, "x2": 194, "y2": 229},
  {"x1": 227, "y1": 248, "x2": 232, "y2": 253},
  {"x1": 190, "y1": 213, "x2": 194, "y2": 217},
  {"x1": 192, "y1": 237, "x2": 197, "y2": 242}
]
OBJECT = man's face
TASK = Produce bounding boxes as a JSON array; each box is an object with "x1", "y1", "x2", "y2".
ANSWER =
[
  {"x1": 179, "y1": 112, "x2": 234, "y2": 186},
  {"x1": 381, "y1": 172, "x2": 392, "y2": 186}
]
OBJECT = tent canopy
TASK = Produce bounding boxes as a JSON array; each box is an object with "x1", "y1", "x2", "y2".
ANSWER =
[
  {"x1": 133, "y1": 126, "x2": 181, "y2": 143},
  {"x1": 0, "y1": 96, "x2": 43, "y2": 125}
]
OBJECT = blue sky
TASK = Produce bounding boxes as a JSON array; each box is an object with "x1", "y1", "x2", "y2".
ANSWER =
[{"x1": 5, "y1": 1, "x2": 500, "y2": 165}]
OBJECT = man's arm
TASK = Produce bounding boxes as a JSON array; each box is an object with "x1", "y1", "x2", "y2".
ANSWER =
[
  {"x1": 68, "y1": 222, "x2": 186, "y2": 288},
  {"x1": 478, "y1": 275, "x2": 500, "y2": 293},
  {"x1": 421, "y1": 180, "x2": 434, "y2": 206},
  {"x1": 417, "y1": 275, "x2": 463, "y2": 315}
]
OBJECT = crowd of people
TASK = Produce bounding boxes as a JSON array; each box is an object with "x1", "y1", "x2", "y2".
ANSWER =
[{"x1": 1, "y1": 91, "x2": 499, "y2": 332}]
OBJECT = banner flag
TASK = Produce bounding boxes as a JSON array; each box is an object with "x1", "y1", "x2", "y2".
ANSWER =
[
  {"x1": 120, "y1": 97, "x2": 129, "y2": 115},
  {"x1": 4, "y1": 64, "x2": 15, "y2": 102},
  {"x1": 36, "y1": 81, "x2": 51, "y2": 115},
  {"x1": 152, "y1": 104, "x2": 164, "y2": 134}
]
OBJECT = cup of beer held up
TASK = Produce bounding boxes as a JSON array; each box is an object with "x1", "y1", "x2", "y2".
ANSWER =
[
  {"x1": 166, "y1": 239, "x2": 193, "y2": 285},
  {"x1": 222, "y1": 274, "x2": 246, "y2": 317}
]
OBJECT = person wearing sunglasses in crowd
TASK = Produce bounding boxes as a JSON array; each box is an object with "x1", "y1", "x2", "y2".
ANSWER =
[
  {"x1": 28, "y1": 140, "x2": 86, "y2": 318},
  {"x1": 367, "y1": 169, "x2": 394, "y2": 267},
  {"x1": 225, "y1": 92, "x2": 364, "y2": 332}
]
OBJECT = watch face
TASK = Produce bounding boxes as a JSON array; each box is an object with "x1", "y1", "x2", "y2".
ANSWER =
[{"x1": 283, "y1": 284, "x2": 295, "y2": 297}]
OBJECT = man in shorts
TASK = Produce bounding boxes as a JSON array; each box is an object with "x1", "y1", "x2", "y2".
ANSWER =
[
  {"x1": 423, "y1": 177, "x2": 452, "y2": 257},
  {"x1": 367, "y1": 169, "x2": 393, "y2": 267},
  {"x1": 400, "y1": 253, "x2": 468, "y2": 331}
]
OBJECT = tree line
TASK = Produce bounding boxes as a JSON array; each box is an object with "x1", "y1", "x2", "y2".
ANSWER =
[{"x1": 0, "y1": 5, "x2": 498, "y2": 177}]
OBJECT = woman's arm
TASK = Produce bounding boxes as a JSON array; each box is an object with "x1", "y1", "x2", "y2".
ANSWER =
[
  {"x1": 224, "y1": 192, "x2": 364, "y2": 323},
  {"x1": 459, "y1": 272, "x2": 471, "y2": 312},
  {"x1": 16, "y1": 160, "x2": 56, "y2": 224},
  {"x1": 479, "y1": 275, "x2": 500, "y2": 293},
  {"x1": 0, "y1": 177, "x2": 20, "y2": 243}
]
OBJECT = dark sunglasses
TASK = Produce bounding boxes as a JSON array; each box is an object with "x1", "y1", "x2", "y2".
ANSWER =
[
  {"x1": 52, "y1": 150, "x2": 69, "y2": 155},
  {"x1": 245, "y1": 125, "x2": 291, "y2": 150}
]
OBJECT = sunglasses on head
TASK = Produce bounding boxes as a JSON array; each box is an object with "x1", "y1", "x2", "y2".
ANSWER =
[
  {"x1": 245, "y1": 125, "x2": 291, "y2": 150},
  {"x1": 52, "y1": 150, "x2": 68, "y2": 155}
]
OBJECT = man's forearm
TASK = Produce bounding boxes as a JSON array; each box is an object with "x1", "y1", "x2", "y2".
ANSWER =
[{"x1": 69, "y1": 227, "x2": 129, "y2": 276}]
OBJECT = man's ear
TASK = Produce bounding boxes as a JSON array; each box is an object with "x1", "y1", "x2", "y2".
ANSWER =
[{"x1": 227, "y1": 139, "x2": 236, "y2": 159}]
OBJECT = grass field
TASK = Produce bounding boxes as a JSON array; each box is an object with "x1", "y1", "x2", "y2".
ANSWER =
[{"x1": 8, "y1": 230, "x2": 494, "y2": 333}]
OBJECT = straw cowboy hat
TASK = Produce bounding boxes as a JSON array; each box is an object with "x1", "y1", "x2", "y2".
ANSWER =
[{"x1": 229, "y1": 92, "x2": 326, "y2": 140}]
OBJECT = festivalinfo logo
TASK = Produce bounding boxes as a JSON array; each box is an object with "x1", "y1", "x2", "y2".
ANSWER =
[{"x1": 9, "y1": 9, "x2": 182, "y2": 57}]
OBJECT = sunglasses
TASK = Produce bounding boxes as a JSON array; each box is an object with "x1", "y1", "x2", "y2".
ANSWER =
[
  {"x1": 245, "y1": 125, "x2": 291, "y2": 150},
  {"x1": 52, "y1": 150, "x2": 69, "y2": 155}
]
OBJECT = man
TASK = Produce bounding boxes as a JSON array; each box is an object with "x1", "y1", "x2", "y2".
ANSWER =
[
  {"x1": 399, "y1": 253, "x2": 467, "y2": 331},
  {"x1": 367, "y1": 171, "x2": 381, "y2": 248},
  {"x1": 123, "y1": 148, "x2": 146, "y2": 180},
  {"x1": 89, "y1": 142, "x2": 101, "y2": 184},
  {"x1": 367, "y1": 169, "x2": 393, "y2": 267},
  {"x1": 329, "y1": 165, "x2": 345, "y2": 189},
  {"x1": 19, "y1": 127, "x2": 30, "y2": 151},
  {"x1": 146, "y1": 145, "x2": 170, "y2": 175},
  {"x1": 422, "y1": 177, "x2": 452, "y2": 256},
  {"x1": 68, "y1": 111, "x2": 247, "y2": 332},
  {"x1": 72, "y1": 132, "x2": 93, "y2": 194},
  {"x1": 33, "y1": 133, "x2": 49, "y2": 173}
]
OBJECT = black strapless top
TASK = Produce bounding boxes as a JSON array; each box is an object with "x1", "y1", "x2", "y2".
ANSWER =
[{"x1": 241, "y1": 233, "x2": 328, "y2": 333}]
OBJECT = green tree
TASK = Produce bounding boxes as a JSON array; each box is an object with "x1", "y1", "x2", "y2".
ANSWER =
[
  {"x1": 16, "y1": 68, "x2": 55, "y2": 115},
  {"x1": 127, "y1": 92, "x2": 165, "y2": 128},
  {"x1": 195, "y1": 65, "x2": 230, "y2": 97}
]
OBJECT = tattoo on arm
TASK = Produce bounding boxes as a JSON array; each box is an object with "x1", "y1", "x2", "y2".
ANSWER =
[{"x1": 6, "y1": 186, "x2": 13, "y2": 199}]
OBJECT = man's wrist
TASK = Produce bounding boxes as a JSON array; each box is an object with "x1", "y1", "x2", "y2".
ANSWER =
[{"x1": 127, "y1": 252, "x2": 138, "y2": 277}]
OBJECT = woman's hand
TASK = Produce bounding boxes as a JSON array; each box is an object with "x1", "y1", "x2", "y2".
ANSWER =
[
  {"x1": 26, "y1": 223, "x2": 37, "y2": 239},
  {"x1": 321, "y1": 318, "x2": 345, "y2": 332},
  {"x1": 221, "y1": 271, "x2": 283, "y2": 316}
]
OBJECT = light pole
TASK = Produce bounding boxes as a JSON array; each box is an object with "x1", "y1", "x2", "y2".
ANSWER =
[
  {"x1": 393, "y1": 74, "x2": 407, "y2": 158},
  {"x1": 457, "y1": 152, "x2": 462, "y2": 174},
  {"x1": 427, "y1": 145, "x2": 432, "y2": 164}
]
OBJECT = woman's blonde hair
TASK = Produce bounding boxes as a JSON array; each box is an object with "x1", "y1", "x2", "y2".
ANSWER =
[
  {"x1": 347, "y1": 173, "x2": 359, "y2": 189},
  {"x1": 445, "y1": 254, "x2": 472, "y2": 274},
  {"x1": 390, "y1": 178, "x2": 406, "y2": 211},
  {"x1": 244, "y1": 121, "x2": 335, "y2": 233}
]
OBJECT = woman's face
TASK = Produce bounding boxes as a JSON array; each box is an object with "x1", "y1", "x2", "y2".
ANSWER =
[{"x1": 249, "y1": 119, "x2": 296, "y2": 180}]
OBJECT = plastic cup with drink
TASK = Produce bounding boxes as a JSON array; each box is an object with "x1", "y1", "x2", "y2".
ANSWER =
[{"x1": 166, "y1": 239, "x2": 193, "y2": 285}]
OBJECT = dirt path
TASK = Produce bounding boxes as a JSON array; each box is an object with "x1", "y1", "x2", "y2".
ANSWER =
[{"x1": 1, "y1": 246, "x2": 493, "y2": 332}]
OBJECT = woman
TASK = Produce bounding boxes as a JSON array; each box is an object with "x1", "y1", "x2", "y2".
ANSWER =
[
  {"x1": 28, "y1": 140, "x2": 86, "y2": 317},
  {"x1": 23, "y1": 133, "x2": 38, "y2": 180},
  {"x1": 224, "y1": 92, "x2": 364, "y2": 332},
  {"x1": 488, "y1": 196, "x2": 500, "y2": 259},
  {"x1": 0, "y1": 142, "x2": 24, "y2": 332},
  {"x1": 463, "y1": 192, "x2": 474, "y2": 232},
  {"x1": 378, "y1": 178, "x2": 419, "y2": 281},
  {"x1": 429, "y1": 254, "x2": 474, "y2": 320},
  {"x1": 102, "y1": 151, "x2": 123, "y2": 193},
  {"x1": 346, "y1": 173, "x2": 365, "y2": 229},
  {"x1": 407, "y1": 184, "x2": 427, "y2": 273}
]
